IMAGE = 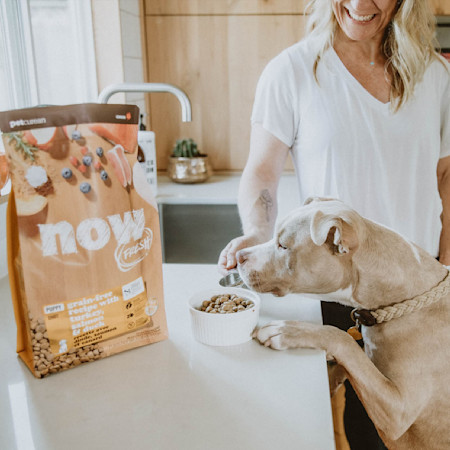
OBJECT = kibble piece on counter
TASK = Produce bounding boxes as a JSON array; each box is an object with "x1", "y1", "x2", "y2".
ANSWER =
[{"x1": 198, "y1": 294, "x2": 254, "y2": 314}]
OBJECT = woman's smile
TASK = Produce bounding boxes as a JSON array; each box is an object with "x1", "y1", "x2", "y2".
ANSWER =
[
  {"x1": 332, "y1": 0, "x2": 398, "y2": 42},
  {"x1": 344, "y1": 6, "x2": 376, "y2": 23}
]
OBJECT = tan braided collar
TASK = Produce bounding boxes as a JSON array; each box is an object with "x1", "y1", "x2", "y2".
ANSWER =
[{"x1": 351, "y1": 271, "x2": 450, "y2": 327}]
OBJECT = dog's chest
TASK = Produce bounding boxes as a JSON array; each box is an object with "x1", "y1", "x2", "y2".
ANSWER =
[
  {"x1": 361, "y1": 329, "x2": 377, "y2": 360},
  {"x1": 362, "y1": 308, "x2": 450, "y2": 377},
  {"x1": 361, "y1": 323, "x2": 410, "y2": 372}
]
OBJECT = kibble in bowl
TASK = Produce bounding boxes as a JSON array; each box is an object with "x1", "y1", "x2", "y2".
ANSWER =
[{"x1": 188, "y1": 287, "x2": 260, "y2": 346}]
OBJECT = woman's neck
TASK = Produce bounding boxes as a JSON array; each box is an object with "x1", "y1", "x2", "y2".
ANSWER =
[
  {"x1": 334, "y1": 28, "x2": 386, "y2": 66},
  {"x1": 332, "y1": 28, "x2": 392, "y2": 103}
]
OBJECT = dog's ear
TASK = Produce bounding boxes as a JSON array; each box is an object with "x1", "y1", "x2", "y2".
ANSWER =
[
  {"x1": 304, "y1": 197, "x2": 317, "y2": 206},
  {"x1": 310, "y1": 210, "x2": 358, "y2": 255},
  {"x1": 304, "y1": 196, "x2": 338, "y2": 206}
]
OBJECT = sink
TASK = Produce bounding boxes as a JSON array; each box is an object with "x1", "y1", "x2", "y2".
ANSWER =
[{"x1": 158, "y1": 203, "x2": 242, "y2": 263}]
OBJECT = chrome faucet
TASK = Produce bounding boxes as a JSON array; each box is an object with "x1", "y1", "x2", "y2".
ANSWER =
[{"x1": 97, "y1": 82, "x2": 192, "y2": 122}]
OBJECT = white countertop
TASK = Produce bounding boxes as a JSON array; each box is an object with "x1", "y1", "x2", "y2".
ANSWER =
[
  {"x1": 156, "y1": 172, "x2": 300, "y2": 220},
  {"x1": 0, "y1": 264, "x2": 335, "y2": 450}
]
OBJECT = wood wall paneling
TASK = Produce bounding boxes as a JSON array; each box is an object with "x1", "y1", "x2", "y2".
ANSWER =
[
  {"x1": 145, "y1": 15, "x2": 305, "y2": 171},
  {"x1": 144, "y1": 0, "x2": 307, "y2": 15},
  {"x1": 430, "y1": 0, "x2": 450, "y2": 15},
  {"x1": 145, "y1": 0, "x2": 450, "y2": 16}
]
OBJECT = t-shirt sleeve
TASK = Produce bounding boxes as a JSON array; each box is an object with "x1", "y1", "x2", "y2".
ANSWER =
[
  {"x1": 251, "y1": 51, "x2": 299, "y2": 148},
  {"x1": 439, "y1": 58, "x2": 450, "y2": 159}
]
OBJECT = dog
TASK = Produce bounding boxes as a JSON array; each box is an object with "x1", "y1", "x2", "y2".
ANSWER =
[{"x1": 236, "y1": 197, "x2": 450, "y2": 450}]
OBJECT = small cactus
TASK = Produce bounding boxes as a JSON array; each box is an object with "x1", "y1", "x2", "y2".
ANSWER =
[{"x1": 172, "y1": 138, "x2": 203, "y2": 158}]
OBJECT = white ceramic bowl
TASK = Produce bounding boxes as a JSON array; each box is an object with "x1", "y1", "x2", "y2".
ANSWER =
[{"x1": 188, "y1": 287, "x2": 260, "y2": 346}]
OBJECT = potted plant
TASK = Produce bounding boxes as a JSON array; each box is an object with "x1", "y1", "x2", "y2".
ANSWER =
[{"x1": 167, "y1": 138, "x2": 212, "y2": 183}]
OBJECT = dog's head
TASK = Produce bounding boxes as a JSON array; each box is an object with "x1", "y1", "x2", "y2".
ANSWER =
[{"x1": 237, "y1": 197, "x2": 364, "y2": 299}]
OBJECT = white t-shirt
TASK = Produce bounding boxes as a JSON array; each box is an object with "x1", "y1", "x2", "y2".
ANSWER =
[{"x1": 251, "y1": 38, "x2": 450, "y2": 257}]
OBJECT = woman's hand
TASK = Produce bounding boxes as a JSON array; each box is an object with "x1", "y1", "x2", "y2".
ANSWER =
[{"x1": 218, "y1": 234, "x2": 262, "y2": 275}]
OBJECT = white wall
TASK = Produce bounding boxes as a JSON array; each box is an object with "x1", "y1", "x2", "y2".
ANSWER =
[
  {"x1": 119, "y1": 0, "x2": 147, "y2": 115},
  {"x1": 91, "y1": 0, "x2": 147, "y2": 116}
]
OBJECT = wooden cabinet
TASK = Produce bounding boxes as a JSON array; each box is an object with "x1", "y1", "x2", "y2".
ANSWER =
[
  {"x1": 143, "y1": 0, "x2": 450, "y2": 171},
  {"x1": 144, "y1": 0, "x2": 307, "y2": 15},
  {"x1": 143, "y1": 2, "x2": 305, "y2": 171},
  {"x1": 145, "y1": 0, "x2": 450, "y2": 17},
  {"x1": 430, "y1": 0, "x2": 450, "y2": 15}
]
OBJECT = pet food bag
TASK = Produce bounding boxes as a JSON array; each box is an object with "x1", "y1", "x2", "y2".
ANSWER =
[{"x1": 0, "y1": 104, "x2": 168, "y2": 378}]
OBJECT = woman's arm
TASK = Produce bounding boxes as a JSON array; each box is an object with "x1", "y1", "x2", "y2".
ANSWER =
[
  {"x1": 437, "y1": 155, "x2": 450, "y2": 265},
  {"x1": 218, "y1": 123, "x2": 290, "y2": 273},
  {"x1": 239, "y1": 123, "x2": 290, "y2": 238}
]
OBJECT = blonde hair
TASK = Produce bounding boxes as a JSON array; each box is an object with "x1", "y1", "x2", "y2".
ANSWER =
[{"x1": 305, "y1": 0, "x2": 442, "y2": 111}]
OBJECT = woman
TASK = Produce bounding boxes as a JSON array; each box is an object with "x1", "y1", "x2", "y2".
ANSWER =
[{"x1": 219, "y1": 0, "x2": 450, "y2": 448}]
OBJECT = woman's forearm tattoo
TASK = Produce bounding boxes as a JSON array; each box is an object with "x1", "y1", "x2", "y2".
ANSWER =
[{"x1": 259, "y1": 189, "x2": 273, "y2": 222}]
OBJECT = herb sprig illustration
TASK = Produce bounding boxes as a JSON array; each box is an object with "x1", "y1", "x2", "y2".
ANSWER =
[{"x1": 5, "y1": 132, "x2": 39, "y2": 161}]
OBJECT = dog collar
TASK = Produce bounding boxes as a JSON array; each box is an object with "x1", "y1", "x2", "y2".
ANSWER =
[{"x1": 350, "y1": 271, "x2": 450, "y2": 328}]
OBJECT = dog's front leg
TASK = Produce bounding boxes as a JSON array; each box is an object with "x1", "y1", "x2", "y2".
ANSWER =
[{"x1": 254, "y1": 320, "x2": 424, "y2": 443}]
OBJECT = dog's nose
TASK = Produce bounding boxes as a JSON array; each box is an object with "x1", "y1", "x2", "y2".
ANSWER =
[{"x1": 236, "y1": 249, "x2": 248, "y2": 265}]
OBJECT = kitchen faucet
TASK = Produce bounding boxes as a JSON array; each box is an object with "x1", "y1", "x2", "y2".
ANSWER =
[{"x1": 97, "y1": 82, "x2": 192, "y2": 122}]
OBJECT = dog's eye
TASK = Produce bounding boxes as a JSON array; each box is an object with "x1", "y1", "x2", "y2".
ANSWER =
[{"x1": 278, "y1": 242, "x2": 288, "y2": 250}]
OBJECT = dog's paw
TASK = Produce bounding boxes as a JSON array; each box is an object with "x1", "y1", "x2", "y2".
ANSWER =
[
  {"x1": 252, "y1": 320, "x2": 326, "y2": 351},
  {"x1": 252, "y1": 320, "x2": 290, "y2": 350}
]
